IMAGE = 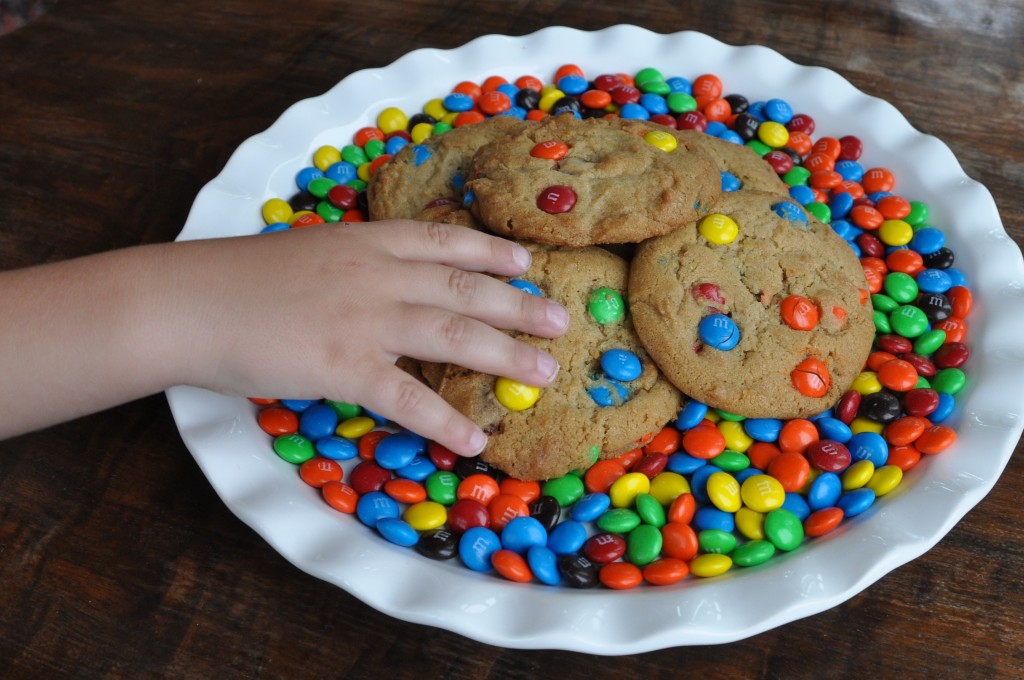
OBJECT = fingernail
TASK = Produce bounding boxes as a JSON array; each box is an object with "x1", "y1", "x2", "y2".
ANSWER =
[
  {"x1": 537, "y1": 351, "x2": 560, "y2": 383},
  {"x1": 469, "y1": 428, "x2": 488, "y2": 455},
  {"x1": 546, "y1": 301, "x2": 570, "y2": 332},
  {"x1": 512, "y1": 244, "x2": 532, "y2": 271}
]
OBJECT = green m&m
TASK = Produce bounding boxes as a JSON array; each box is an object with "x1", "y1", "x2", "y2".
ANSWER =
[
  {"x1": 588, "y1": 287, "x2": 625, "y2": 324},
  {"x1": 635, "y1": 493, "x2": 667, "y2": 528},
  {"x1": 884, "y1": 272, "x2": 919, "y2": 303},
  {"x1": 699, "y1": 529, "x2": 738, "y2": 555},
  {"x1": 626, "y1": 524, "x2": 663, "y2": 565},
  {"x1": 274, "y1": 433, "x2": 315, "y2": 464},
  {"x1": 425, "y1": 470, "x2": 459, "y2": 505},
  {"x1": 733, "y1": 540, "x2": 777, "y2": 567},
  {"x1": 890, "y1": 304, "x2": 929, "y2": 338},
  {"x1": 765, "y1": 508, "x2": 804, "y2": 551},
  {"x1": 597, "y1": 508, "x2": 642, "y2": 533},
  {"x1": 542, "y1": 473, "x2": 585, "y2": 506}
]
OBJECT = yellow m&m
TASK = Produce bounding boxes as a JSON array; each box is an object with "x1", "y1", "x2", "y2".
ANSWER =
[
  {"x1": 740, "y1": 474, "x2": 786, "y2": 513},
  {"x1": 336, "y1": 416, "x2": 375, "y2": 439},
  {"x1": 690, "y1": 553, "x2": 733, "y2": 578},
  {"x1": 376, "y1": 107, "x2": 409, "y2": 135},
  {"x1": 842, "y1": 460, "x2": 876, "y2": 490},
  {"x1": 609, "y1": 472, "x2": 651, "y2": 508},
  {"x1": 718, "y1": 420, "x2": 754, "y2": 453},
  {"x1": 867, "y1": 465, "x2": 904, "y2": 496},
  {"x1": 878, "y1": 219, "x2": 914, "y2": 246},
  {"x1": 648, "y1": 471, "x2": 690, "y2": 506},
  {"x1": 706, "y1": 471, "x2": 742, "y2": 513},
  {"x1": 261, "y1": 197, "x2": 293, "y2": 225},
  {"x1": 699, "y1": 213, "x2": 739, "y2": 244},
  {"x1": 757, "y1": 121, "x2": 790, "y2": 148},
  {"x1": 312, "y1": 145, "x2": 341, "y2": 171},
  {"x1": 643, "y1": 130, "x2": 678, "y2": 152},
  {"x1": 404, "y1": 501, "x2": 447, "y2": 531},
  {"x1": 495, "y1": 377, "x2": 541, "y2": 411},
  {"x1": 423, "y1": 97, "x2": 448, "y2": 120},
  {"x1": 851, "y1": 371, "x2": 883, "y2": 395}
]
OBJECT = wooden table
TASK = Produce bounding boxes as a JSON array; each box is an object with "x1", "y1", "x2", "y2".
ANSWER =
[{"x1": 2, "y1": 1, "x2": 1022, "y2": 677}]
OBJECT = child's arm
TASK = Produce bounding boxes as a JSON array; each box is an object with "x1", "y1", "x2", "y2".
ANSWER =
[{"x1": 0, "y1": 221, "x2": 567, "y2": 455}]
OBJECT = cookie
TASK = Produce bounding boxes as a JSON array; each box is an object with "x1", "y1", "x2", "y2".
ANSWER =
[
  {"x1": 418, "y1": 359, "x2": 446, "y2": 391},
  {"x1": 466, "y1": 115, "x2": 721, "y2": 246},
  {"x1": 615, "y1": 120, "x2": 787, "y2": 194},
  {"x1": 395, "y1": 355, "x2": 428, "y2": 385},
  {"x1": 629, "y1": 190, "x2": 874, "y2": 419},
  {"x1": 412, "y1": 202, "x2": 482, "y2": 230},
  {"x1": 679, "y1": 130, "x2": 789, "y2": 193},
  {"x1": 434, "y1": 245, "x2": 683, "y2": 481},
  {"x1": 367, "y1": 115, "x2": 528, "y2": 221}
]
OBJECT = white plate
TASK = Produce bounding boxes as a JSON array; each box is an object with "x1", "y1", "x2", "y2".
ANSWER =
[{"x1": 168, "y1": 26, "x2": 1024, "y2": 652}]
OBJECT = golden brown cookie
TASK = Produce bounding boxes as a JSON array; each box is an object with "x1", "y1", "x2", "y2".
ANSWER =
[
  {"x1": 615, "y1": 120, "x2": 787, "y2": 194},
  {"x1": 434, "y1": 245, "x2": 682, "y2": 481},
  {"x1": 367, "y1": 115, "x2": 528, "y2": 221},
  {"x1": 679, "y1": 130, "x2": 789, "y2": 193},
  {"x1": 395, "y1": 355, "x2": 428, "y2": 385},
  {"x1": 412, "y1": 202, "x2": 482, "y2": 230},
  {"x1": 629, "y1": 190, "x2": 873, "y2": 419},
  {"x1": 418, "y1": 360, "x2": 446, "y2": 391},
  {"x1": 465, "y1": 115, "x2": 721, "y2": 246}
]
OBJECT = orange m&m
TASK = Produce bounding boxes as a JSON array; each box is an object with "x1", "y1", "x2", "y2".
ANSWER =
[
  {"x1": 780, "y1": 295, "x2": 820, "y2": 331},
  {"x1": 791, "y1": 358, "x2": 831, "y2": 398}
]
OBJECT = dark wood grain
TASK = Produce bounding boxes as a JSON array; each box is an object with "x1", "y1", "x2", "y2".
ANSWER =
[{"x1": 1, "y1": 1, "x2": 1022, "y2": 677}]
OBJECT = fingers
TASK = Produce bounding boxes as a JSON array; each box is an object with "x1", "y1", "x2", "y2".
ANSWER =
[
  {"x1": 398, "y1": 261, "x2": 569, "y2": 339},
  {"x1": 354, "y1": 365, "x2": 488, "y2": 457},
  {"x1": 382, "y1": 220, "x2": 534, "y2": 277},
  {"x1": 383, "y1": 306, "x2": 560, "y2": 388}
]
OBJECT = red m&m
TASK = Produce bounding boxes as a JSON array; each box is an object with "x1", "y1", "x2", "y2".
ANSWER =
[{"x1": 537, "y1": 185, "x2": 577, "y2": 214}]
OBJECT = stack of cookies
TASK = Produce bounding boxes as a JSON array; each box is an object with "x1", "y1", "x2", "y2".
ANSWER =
[{"x1": 368, "y1": 115, "x2": 874, "y2": 481}]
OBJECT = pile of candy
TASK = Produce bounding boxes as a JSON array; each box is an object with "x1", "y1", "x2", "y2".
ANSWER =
[{"x1": 253, "y1": 64, "x2": 969, "y2": 589}]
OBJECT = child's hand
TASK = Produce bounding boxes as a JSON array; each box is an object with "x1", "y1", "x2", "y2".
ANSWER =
[{"x1": 173, "y1": 220, "x2": 569, "y2": 456}]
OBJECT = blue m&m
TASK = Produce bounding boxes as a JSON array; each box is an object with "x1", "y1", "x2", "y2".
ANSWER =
[
  {"x1": 601, "y1": 349, "x2": 643, "y2": 382},
  {"x1": 509, "y1": 279, "x2": 542, "y2": 296},
  {"x1": 699, "y1": 314, "x2": 741, "y2": 350}
]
